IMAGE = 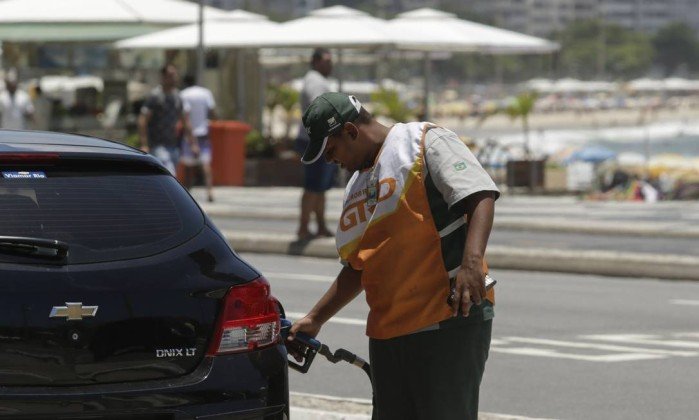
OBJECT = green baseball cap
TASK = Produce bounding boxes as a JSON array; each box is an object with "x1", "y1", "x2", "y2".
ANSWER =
[{"x1": 301, "y1": 92, "x2": 362, "y2": 164}]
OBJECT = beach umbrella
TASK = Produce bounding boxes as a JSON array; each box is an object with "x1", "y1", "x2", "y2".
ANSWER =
[
  {"x1": 276, "y1": 6, "x2": 390, "y2": 48},
  {"x1": 386, "y1": 8, "x2": 558, "y2": 118},
  {"x1": 0, "y1": 0, "x2": 229, "y2": 42},
  {"x1": 274, "y1": 6, "x2": 393, "y2": 92},
  {"x1": 386, "y1": 8, "x2": 559, "y2": 53},
  {"x1": 115, "y1": 10, "x2": 282, "y2": 49}
]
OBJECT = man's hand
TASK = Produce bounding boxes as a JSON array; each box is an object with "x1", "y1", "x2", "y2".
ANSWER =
[
  {"x1": 451, "y1": 260, "x2": 486, "y2": 317},
  {"x1": 287, "y1": 315, "x2": 323, "y2": 362},
  {"x1": 137, "y1": 112, "x2": 151, "y2": 154},
  {"x1": 189, "y1": 137, "x2": 200, "y2": 158}
]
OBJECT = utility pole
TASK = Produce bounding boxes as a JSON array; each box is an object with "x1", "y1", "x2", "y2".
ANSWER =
[
  {"x1": 596, "y1": 0, "x2": 606, "y2": 78},
  {"x1": 196, "y1": 0, "x2": 205, "y2": 85}
]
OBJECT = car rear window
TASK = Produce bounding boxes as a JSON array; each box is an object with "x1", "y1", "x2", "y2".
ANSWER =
[{"x1": 0, "y1": 170, "x2": 204, "y2": 264}]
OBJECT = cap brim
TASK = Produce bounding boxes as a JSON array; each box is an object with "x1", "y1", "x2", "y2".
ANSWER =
[{"x1": 301, "y1": 136, "x2": 328, "y2": 164}]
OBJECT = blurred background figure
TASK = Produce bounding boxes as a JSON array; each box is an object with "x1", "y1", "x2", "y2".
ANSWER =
[
  {"x1": 180, "y1": 73, "x2": 217, "y2": 202},
  {"x1": 0, "y1": 68, "x2": 34, "y2": 130},
  {"x1": 295, "y1": 48, "x2": 337, "y2": 241},
  {"x1": 138, "y1": 64, "x2": 195, "y2": 175},
  {"x1": 31, "y1": 85, "x2": 52, "y2": 132}
]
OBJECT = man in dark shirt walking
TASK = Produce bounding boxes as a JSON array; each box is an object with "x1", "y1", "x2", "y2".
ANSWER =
[{"x1": 139, "y1": 64, "x2": 196, "y2": 175}]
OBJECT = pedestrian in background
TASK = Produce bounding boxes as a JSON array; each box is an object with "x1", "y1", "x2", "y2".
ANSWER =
[
  {"x1": 0, "y1": 68, "x2": 34, "y2": 130},
  {"x1": 31, "y1": 85, "x2": 52, "y2": 131},
  {"x1": 290, "y1": 92, "x2": 499, "y2": 420},
  {"x1": 180, "y1": 74, "x2": 217, "y2": 202},
  {"x1": 139, "y1": 64, "x2": 196, "y2": 176},
  {"x1": 295, "y1": 48, "x2": 338, "y2": 240}
]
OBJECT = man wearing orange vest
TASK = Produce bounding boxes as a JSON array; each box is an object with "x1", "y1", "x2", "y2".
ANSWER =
[{"x1": 289, "y1": 92, "x2": 499, "y2": 419}]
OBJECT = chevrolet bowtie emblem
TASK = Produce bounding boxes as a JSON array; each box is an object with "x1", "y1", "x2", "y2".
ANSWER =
[{"x1": 50, "y1": 302, "x2": 98, "y2": 321}]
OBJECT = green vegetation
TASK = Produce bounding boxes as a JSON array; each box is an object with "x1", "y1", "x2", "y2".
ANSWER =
[
  {"x1": 266, "y1": 84, "x2": 299, "y2": 141},
  {"x1": 245, "y1": 129, "x2": 274, "y2": 158},
  {"x1": 505, "y1": 92, "x2": 538, "y2": 158},
  {"x1": 553, "y1": 20, "x2": 654, "y2": 79},
  {"x1": 370, "y1": 88, "x2": 414, "y2": 123},
  {"x1": 653, "y1": 23, "x2": 699, "y2": 76}
]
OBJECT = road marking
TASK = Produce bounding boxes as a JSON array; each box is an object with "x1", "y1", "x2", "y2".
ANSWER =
[
  {"x1": 286, "y1": 311, "x2": 366, "y2": 326},
  {"x1": 492, "y1": 347, "x2": 663, "y2": 362},
  {"x1": 670, "y1": 299, "x2": 699, "y2": 306},
  {"x1": 503, "y1": 337, "x2": 697, "y2": 357},
  {"x1": 581, "y1": 334, "x2": 699, "y2": 349},
  {"x1": 281, "y1": 309, "x2": 699, "y2": 362},
  {"x1": 265, "y1": 272, "x2": 334, "y2": 283}
]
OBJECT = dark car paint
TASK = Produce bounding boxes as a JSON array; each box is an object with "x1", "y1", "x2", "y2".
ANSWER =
[
  {"x1": 0, "y1": 349, "x2": 288, "y2": 419},
  {"x1": 0, "y1": 131, "x2": 289, "y2": 418},
  {"x1": 0, "y1": 227, "x2": 258, "y2": 386}
]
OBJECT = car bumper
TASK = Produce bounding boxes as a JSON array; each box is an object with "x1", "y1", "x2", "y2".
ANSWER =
[{"x1": 0, "y1": 345, "x2": 289, "y2": 419}]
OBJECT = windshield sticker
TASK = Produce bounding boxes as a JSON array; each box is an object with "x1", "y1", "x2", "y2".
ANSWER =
[{"x1": 2, "y1": 171, "x2": 46, "y2": 179}]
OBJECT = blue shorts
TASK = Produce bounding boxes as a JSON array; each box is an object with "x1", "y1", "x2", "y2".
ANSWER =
[
  {"x1": 151, "y1": 145, "x2": 180, "y2": 176},
  {"x1": 181, "y1": 135, "x2": 212, "y2": 165},
  {"x1": 304, "y1": 158, "x2": 337, "y2": 192}
]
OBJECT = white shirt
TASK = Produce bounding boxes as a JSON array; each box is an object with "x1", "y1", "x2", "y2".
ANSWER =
[
  {"x1": 0, "y1": 90, "x2": 34, "y2": 130},
  {"x1": 181, "y1": 86, "x2": 215, "y2": 137},
  {"x1": 300, "y1": 69, "x2": 330, "y2": 111}
]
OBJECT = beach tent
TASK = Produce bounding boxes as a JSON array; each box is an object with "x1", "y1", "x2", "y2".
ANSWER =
[
  {"x1": 0, "y1": 0, "x2": 229, "y2": 42},
  {"x1": 386, "y1": 8, "x2": 559, "y2": 54}
]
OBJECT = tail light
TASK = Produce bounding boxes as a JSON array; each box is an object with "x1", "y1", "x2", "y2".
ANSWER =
[
  {"x1": 207, "y1": 277, "x2": 281, "y2": 355},
  {"x1": 0, "y1": 153, "x2": 60, "y2": 163}
]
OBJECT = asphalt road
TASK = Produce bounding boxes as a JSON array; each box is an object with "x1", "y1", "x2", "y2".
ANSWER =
[
  {"x1": 240, "y1": 252, "x2": 699, "y2": 420},
  {"x1": 212, "y1": 216, "x2": 699, "y2": 257}
]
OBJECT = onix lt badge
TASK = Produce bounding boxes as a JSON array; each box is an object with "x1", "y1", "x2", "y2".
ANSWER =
[{"x1": 50, "y1": 302, "x2": 98, "y2": 321}]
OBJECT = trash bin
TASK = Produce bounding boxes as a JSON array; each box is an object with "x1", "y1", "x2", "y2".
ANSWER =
[
  {"x1": 209, "y1": 120, "x2": 250, "y2": 186},
  {"x1": 506, "y1": 159, "x2": 545, "y2": 188}
]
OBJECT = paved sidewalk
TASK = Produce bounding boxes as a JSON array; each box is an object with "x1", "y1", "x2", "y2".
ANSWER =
[
  {"x1": 195, "y1": 187, "x2": 699, "y2": 239},
  {"x1": 192, "y1": 187, "x2": 699, "y2": 280},
  {"x1": 222, "y1": 230, "x2": 699, "y2": 280}
]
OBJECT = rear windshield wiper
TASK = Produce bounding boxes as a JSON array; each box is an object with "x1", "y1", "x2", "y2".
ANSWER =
[{"x1": 0, "y1": 236, "x2": 69, "y2": 261}]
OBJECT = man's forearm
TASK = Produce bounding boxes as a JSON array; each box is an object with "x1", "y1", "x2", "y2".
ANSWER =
[
  {"x1": 182, "y1": 115, "x2": 195, "y2": 143},
  {"x1": 307, "y1": 265, "x2": 363, "y2": 325},
  {"x1": 137, "y1": 115, "x2": 148, "y2": 148},
  {"x1": 462, "y1": 191, "x2": 496, "y2": 268}
]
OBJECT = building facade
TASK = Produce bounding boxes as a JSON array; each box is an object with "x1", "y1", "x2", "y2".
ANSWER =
[
  {"x1": 470, "y1": 0, "x2": 699, "y2": 36},
  {"x1": 197, "y1": 0, "x2": 324, "y2": 18}
]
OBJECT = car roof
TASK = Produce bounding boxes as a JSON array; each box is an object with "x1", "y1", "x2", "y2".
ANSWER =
[{"x1": 0, "y1": 130, "x2": 143, "y2": 155}]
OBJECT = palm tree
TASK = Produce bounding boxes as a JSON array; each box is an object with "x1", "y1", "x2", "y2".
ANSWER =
[
  {"x1": 505, "y1": 92, "x2": 540, "y2": 190},
  {"x1": 505, "y1": 92, "x2": 538, "y2": 158}
]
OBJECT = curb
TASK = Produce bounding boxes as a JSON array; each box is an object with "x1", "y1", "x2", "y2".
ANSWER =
[
  {"x1": 205, "y1": 207, "x2": 699, "y2": 239},
  {"x1": 224, "y1": 231, "x2": 699, "y2": 281}
]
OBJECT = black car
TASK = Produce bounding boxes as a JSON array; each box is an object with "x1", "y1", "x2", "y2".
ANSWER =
[{"x1": 0, "y1": 131, "x2": 288, "y2": 419}]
